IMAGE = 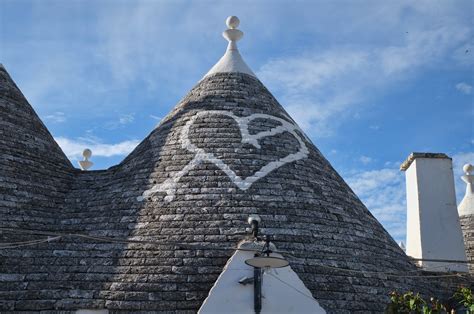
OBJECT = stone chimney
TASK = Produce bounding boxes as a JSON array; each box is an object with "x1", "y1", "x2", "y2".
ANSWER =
[
  {"x1": 458, "y1": 163, "x2": 474, "y2": 273},
  {"x1": 400, "y1": 153, "x2": 468, "y2": 272}
]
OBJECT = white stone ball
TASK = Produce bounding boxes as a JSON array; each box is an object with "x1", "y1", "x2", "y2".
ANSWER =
[
  {"x1": 226, "y1": 16, "x2": 240, "y2": 29},
  {"x1": 463, "y1": 163, "x2": 473, "y2": 174},
  {"x1": 83, "y1": 148, "x2": 92, "y2": 159}
]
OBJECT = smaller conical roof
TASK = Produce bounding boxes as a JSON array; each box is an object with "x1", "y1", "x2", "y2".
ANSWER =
[
  {"x1": 0, "y1": 64, "x2": 72, "y2": 169},
  {"x1": 0, "y1": 64, "x2": 73, "y2": 230}
]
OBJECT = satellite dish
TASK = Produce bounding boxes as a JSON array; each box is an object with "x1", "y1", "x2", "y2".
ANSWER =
[{"x1": 245, "y1": 256, "x2": 289, "y2": 268}]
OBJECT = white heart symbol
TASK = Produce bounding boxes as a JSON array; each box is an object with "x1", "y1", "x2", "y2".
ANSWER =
[{"x1": 138, "y1": 110, "x2": 309, "y2": 202}]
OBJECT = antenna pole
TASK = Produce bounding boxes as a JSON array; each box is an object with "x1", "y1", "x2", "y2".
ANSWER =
[{"x1": 254, "y1": 265, "x2": 262, "y2": 314}]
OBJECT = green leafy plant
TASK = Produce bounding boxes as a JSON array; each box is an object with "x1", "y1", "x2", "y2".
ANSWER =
[
  {"x1": 427, "y1": 297, "x2": 447, "y2": 314},
  {"x1": 387, "y1": 291, "x2": 429, "y2": 313},
  {"x1": 453, "y1": 287, "x2": 474, "y2": 313},
  {"x1": 386, "y1": 287, "x2": 473, "y2": 314},
  {"x1": 386, "y1": 291, "x2": 446, "y2": 313}
]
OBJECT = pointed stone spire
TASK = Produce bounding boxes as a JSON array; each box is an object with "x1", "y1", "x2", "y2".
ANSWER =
[
  {"x1": 204, "y1": 16, "x2": 256, "y2": 78},
  {"x1": 0, "y1": 64, "x2": 72, "y2": 168},
  {"x1": 459, "y1": 163, "x2": 474, "y2": 216}
]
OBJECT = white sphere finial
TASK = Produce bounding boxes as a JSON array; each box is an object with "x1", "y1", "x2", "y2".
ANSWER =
[
  {"x1": 82, "y1": 148, "x2": 92, "y2": 160},
  {"x1": 226, "y1": 16, "x2": 240, "y2": 29},
  {"x1": 78, "y1": 148, "x2": 93, "y2": 171},
  {"x1": 463, "y1": 163, "x2": 473, "y2": 175},
  {"x1": 222, "y1": 16, "x2": 243, "y2": 47}
]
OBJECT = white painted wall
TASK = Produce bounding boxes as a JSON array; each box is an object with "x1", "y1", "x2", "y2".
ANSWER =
[
  {"x1": 406, "y1": 162, "x2": 422, "y2": 260},
  {"x1": 404, "y1": 157, "x2": 468, "y2": 272},
  {"x1": 198, "y1": 241, "x2": 326, "y2": 314}
]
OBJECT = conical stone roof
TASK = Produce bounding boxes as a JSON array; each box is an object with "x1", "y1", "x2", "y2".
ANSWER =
[
  {"x1": 0, "y1": 17, "x2": 470, "y2": 313},
  {"x1": 0, "y1": 64, "x2": 74, "y2": 231}
]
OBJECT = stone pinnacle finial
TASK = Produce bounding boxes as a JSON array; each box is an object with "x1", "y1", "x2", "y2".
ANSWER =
[
  {"x1": 204, "y1": 16, "x2": 255, "y2": 78},
  {"x1": 463, "y1": 163, "x2": 473, "y2": 175},
  {"x1": 78, "y1": 148, "x2": 93, "y2": 171},
  {"x1": 226, "y1": 16, "x2": 240, "y2": 29},
  {"x1": 459, "y1": 163, "x2": 474, "y2": 216},
  {"x1": 223, "y1": 16, "x2": 243, "y2": 51}
]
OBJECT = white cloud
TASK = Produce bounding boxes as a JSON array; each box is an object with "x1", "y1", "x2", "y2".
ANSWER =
[
  {"x1": 119, "y1": 114, "x2": 135, "y2": 124},
  {"x1": 104, "y1": 113, "x2": 136, "y2": 130},
  {"x1": 44, "y1": 111, "x2": 66, "y2": 123},
  {"x1": 55, "y1": 136, "x2": 140, "y2": 160},
  {"x1": 359, "y1": 155, "x2": 373, "y2": 164},
  {"x1": 95, "y1": 3, "x2": 221, "y2": 91},
  {"x1": 380, "y1": 26, "x2": 469, "y2": 75},
  {"x1": 346, "y1": 167, "x2": 407, "y2": 242},
  {"x1": 345, "y1": 151, "x2": 474, "y2": 242},
  {"x1": 258, "y1": 51, "x2": 369, "y2": 136},
  {"x1": 258, "y1": 24, "x2": 471, "y2": 136},
  {"x1": 455, "y1": 82, "x2": 472, "y2": 94},
  {"x1": 3, "y1": 1, "x2": 470, "y2": 137},
  {"x1": 150, "y1": 114, "x2": 163, "y2": 127},
  {"x1": 347, "y1": 168, "x2": 401, "y2": 195}
]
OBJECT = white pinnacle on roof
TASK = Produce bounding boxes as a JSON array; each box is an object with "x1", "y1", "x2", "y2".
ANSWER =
[
  {"x1": 204, "y1": 16, "x2": 256, "y2": 78},
  {"x1": 78, "y1": 148, "x2": 93, "y2": 171},
  {"x1": 458, "y1": 163, "x2": 474, "y2": 216}
]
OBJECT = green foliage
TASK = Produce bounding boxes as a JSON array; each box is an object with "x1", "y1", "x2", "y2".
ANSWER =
[
  {"x1": 454, "y1": 286, "x2": 474, "y2": 313},
  {"x1": 386, "y1": 287, "x2": 474, "y2": 313},
  {"x1": 386, "y1": 291, "x2": 446, "y2": 314}
]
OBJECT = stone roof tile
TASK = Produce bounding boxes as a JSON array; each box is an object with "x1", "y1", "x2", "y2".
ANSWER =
[{"x1": 0, "y1": 68, "x2": 471, "y2": 313}]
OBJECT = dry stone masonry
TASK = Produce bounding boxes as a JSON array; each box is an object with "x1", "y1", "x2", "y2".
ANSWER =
[
  {"x1": 0, "y1": 16, "x2": 472, "y2": 313},
  {"x1": 460, "y1": 215, "x2": 474, "y2": 273}
]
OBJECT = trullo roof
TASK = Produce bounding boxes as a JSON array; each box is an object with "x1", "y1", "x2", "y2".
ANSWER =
[{"x1": 0, "y1": 17, "x2": 470, "y2": 314}]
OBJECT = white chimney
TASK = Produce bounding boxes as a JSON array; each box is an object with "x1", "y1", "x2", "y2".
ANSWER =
[{"x1": 400, "y1": 153, "x2": 468, "y2": 272}]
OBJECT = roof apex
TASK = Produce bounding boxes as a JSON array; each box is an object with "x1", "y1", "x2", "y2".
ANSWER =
[{"x1": 204, "y1": 16, "x2": 256, "y2": 78}]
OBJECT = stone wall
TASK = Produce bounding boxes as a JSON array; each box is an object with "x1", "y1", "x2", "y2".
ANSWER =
[{"x1": 460, "y1": 214, "x2": 474, "y2": 274}]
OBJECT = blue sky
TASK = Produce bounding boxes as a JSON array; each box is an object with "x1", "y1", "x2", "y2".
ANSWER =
[{"x1": 1, "y1": 0, "x2": 472, "y2": 243}]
